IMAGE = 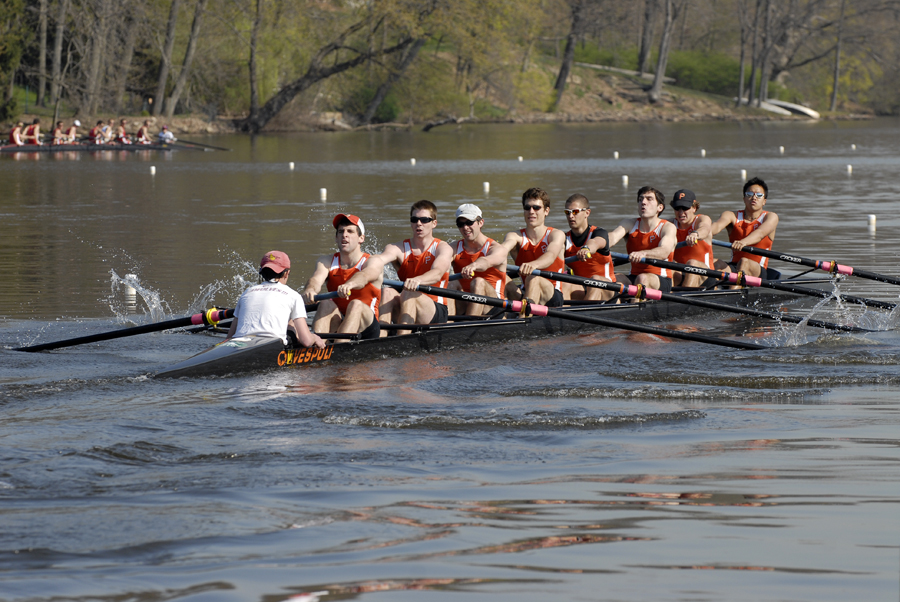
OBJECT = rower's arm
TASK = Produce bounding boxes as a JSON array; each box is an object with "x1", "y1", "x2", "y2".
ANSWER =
[
  {"x1": 302, "y1": 256, "x2": 331, "y2": 303},
  {"x1": 291, "y1": 317, "x2": 325, "y2": 349},
  {"x1": 736, "y1": 211, "x2": 779, "y2": 246},
  {"x1": 407, "y1": 241, "x2": 453, "y2": 286},
  {"x1": 340, "y1": 255, "x2": 385, "y2": 295},
  {"x1": 641, "y1": 221, "x2": 677, "y2": 260},
  {"x1": 524, "y1": 228, "x2": 566, "y2": 270},
  {"x1": 585, "y1": 229, "x2": 611, "y2": 255},
  {"x1": 688, "y1": 214, "x2": 713, "y2": 244},
  {"x1": 606, "y1": 220, "x2": 631, "y2": 248},
  {"x1": 467, "y1": 239, "x2": 508, "y2": 274},
  {"x1": 710, "y1": 211, "x2": 736, "y2": 236}
]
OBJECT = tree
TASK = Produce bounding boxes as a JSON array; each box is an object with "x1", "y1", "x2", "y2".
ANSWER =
[
  {"x1": 648, "y1": 0, "x2": 688, "y2": 103},
  {"x1": 552, "y1": 0, "x2": 591, "y2": 110},
  {"x1": 638, "y1": 0, "x2": 658, "y2": 76},
  {"x1": 165, "y1": 0, "x2": 209, "y2": 118},
  {"x1": 360, "y1": 37, "x2": 426, "y2": 125},
  {"x1": 152, "y1": 0, "x2": 181, "y2": 117}
]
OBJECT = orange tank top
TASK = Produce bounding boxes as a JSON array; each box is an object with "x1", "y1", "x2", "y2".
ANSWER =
[
  {"x1": 515, "y1": 228, "x2": 564, "y2": 290},
  {"x1": 674, "y1": 216, "x2": 714, "y2": 268},
  {"x1": 625, "y1": 219, "x2": 674, "y2": 276},
  {"x1": 565, "y1": 225, "x2": 615, "y2": 280},
  {"x1": 451, "y1": 238, "x2": 506, "y2": 295},
  {"x1": 326, "y1": 253, "x2": 380, "y2": 320},
  {"x1": 730, "y1": 211, "x2": 772, "y2": 268},
  {"x1": 397, "y1": 239, "x2": 449, "y2": 305}
]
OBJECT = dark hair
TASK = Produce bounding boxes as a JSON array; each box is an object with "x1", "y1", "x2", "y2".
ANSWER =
[
  {"x1": 335, "y1": 217, "x2": 362, "y2": 236},
  {"x1": 522, "y1": 187, "x2": 551, "y2": 209},
  {"x1": 565, "y1": 193, "x2": 590, "y2": 208},
  {"x1": 636, "y1": 186, "x2": 665, "y2": 215},
  {"x1": 32, "y1": 118, "x2": 40, "y2": 125},
  {"x1": 259, "y1": 267, "x2": 288, "y2": 281},
  {"x1": 743, "y1": 177, "x2": 768, "y2": 197},
  {"x1": 410, "y1": 200, "x2": 437, "y2": 219}
]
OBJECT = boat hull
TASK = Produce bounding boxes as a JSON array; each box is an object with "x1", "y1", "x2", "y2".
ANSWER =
[{"x1": 0, "y1": 143, "x2": 174, "y2": 154}]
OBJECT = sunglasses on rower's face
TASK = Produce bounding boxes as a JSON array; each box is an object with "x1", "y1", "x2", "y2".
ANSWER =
[
  {"x1": 410, "y1": 216, "x2": 435, "y2": 224},
  {"x1": 564, "y1": 208, "x2": 586, "y2": 216},
  {"x1": 744, "y1": 191, "x2": 766, "y2": 199},
  {"x1": 456, "y1": 218, "x2": 475, "y2": 228},
  {"x1": 523, "y1": 204, "x2": 544, "y2": 212}
]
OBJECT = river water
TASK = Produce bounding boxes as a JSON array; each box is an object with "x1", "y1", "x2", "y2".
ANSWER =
[{"x1": 2, "y1": 121, "x2": 899, "y2": 601}]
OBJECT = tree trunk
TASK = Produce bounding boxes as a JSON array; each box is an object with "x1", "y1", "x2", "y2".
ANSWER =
[
  {"x1": 152, "y1": 0, "x2": 181, "y2": 117},
  {"x1": 747, "y1": 0, "x2": 762, "y2": 106},
  {"x1": 113, "y1": 10, "x2": 138, "y2": 114},
  {"x1": 38, "y1": 0, "x2": 48, "y2": 106},
  {"x1": 83, "y1": 0, "x2": 112, "y2": 115},
  {"x1": 50, "y1": 0, "x2": 70, "y2": 106},
  {"x1": 638, "y1": 0, "x2": 658, "y2": 76},
  {"x1": 166, "y1": 0, "x2": 209, "y2": 118},
  {"x1": 235, "y1": 16, "x2": 418, "y2": 133},
  {"x1": 552, "y1": 0, "x2": 586, "y2": 111},
  {"x1": 361, "y1": 37, "x2": 425, "y2": 125},
  {"x1": 829, "y1": 0, "x2": 846, "y2": 112},
  {"x1": 756, "y1": 0, "x2": 773, "y2": 105},
  {"x1": 248, "y1": 0, "x2": 262, "y2": 121},
  {"x1": 648, "y1": 0, "x2": 682, "y2": 103}
]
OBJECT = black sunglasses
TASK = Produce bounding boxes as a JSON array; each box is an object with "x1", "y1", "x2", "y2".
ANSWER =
[
  {"x1": 456, "y1": 218, "x2": 475, "y2": 227},
  {"x1": 523, "y1": 204, "x2": 543, "y2": 212},
  {"x1": 410, "y1": 216, "x2": 435, "y2": 224}
]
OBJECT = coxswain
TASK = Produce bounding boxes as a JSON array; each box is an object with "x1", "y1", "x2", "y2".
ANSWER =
[
  {"x1": 22, "y1": 118, "x2": 42, "y2": 145},
  {"x1": 225, "y1": 250, "x2": 325, "y2": 349},
  {"x1": 52, "y1": 121, "x2": 66, "y2": 144},
  {"x1": 710, "y1": 177, "x2": 779, "y2": 280},
  {"x1": 135, "y1": 120, "x2": 152, "y2": 144},
  {"x1": 501, "y1": 187, "x2": 566, "y2": 307},
  {"x1": 448, "y1": 203, "x2": 508, "y2": 315},
  {"x1": 562, "y1": 193, "x2": 616, "y2": 302},
  {"x1": 303, "y1": 214, "x2": 384, "y2": 341},
  {"x1": 88, "y1": 120, "x2": 106, "y2": 144},
  {"x1": 115, "y1": 119, "x2": 132, "y2": 144},
  {"x1": 102, "y1": 118, "x2": 116, "y2": 143},
  {"x1": 8, "y1": 121, "x2": 24, "y2": 146},
  {"x1": 65, "y1": 120, "x2": 81, "y2": 143},
  {"x1": 608, "y1": 186, "x2": 677, "y2": 293},
  {"x1": 158, "y1": 125, "x2": 176, "y2": 143},
  {"x1": 377, "y1": 200, "x2": 453, "y2": 334},
  {"x1": 670, "y1": 189, "x2": 715, "y2": 288}
]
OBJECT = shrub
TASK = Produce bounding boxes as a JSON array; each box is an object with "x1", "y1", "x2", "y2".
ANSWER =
[
  {"x1": 343, "y1": 86, "x2": 400, "y2": 123},
  {"x1": 665, "y1": 50, "x2": 743, "y2": 96}
]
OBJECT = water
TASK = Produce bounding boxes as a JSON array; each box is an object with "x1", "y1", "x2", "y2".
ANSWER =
[{"x1": 2, "y1": 121, "x2": 900, "y2": 601}]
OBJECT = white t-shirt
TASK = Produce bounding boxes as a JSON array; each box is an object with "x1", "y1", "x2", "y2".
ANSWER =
[{"x1": 233, "y1": 281, "x2": 307, "y2": 344}]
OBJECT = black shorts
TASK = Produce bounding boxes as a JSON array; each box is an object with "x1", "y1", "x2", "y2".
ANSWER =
[
  {"x1": 360, "y1": 319, "x2": 381, "y2": 340},
  {"x1": 547, "y1": 289, "x2": 564, "y2": 307},
  {"x1": 626, "y1": 274, "x2": 672, "y2": 293},
  {"x1": 430, "y1": 300, "x2": 449, "y2": 324}
]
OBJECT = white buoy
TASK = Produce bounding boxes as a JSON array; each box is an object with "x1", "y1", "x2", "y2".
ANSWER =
[
  {"x1": 150, "y1": 166, "x2": 156, "y2": 175},
  {"x1": 868, "y1": 215, "x2": 876, "y2": 229},
  {"x1": 288, "y1": 162, "x2": 295, "y2": 171},
  {"x1": 851, "y1": 144, "x2": 857, "y2": 150},
  {"x1": 847, "y1": 164, "x2": 853, "y2": 174},
  {"x1": 483, "y1": 182, "x2": 490, "y2": 194},
  {"x1": 518, "y1": 156, "x2": 523, "y2": 162},
  {"x1": 622, "y1": 175, "x2": 629, "y2": 187},
  {"x1": 613, "y1": 151, "x2": 619, "y2": 159},
  {"x1": 741, "y1": 169, "x2": 747, "y2": 180},
  {"x1": 410, "y1": 158, "x2": 416, "y2": 165},
  {"x1": 319, "y1": 188, "x2": 327, "y2": 201},
  {"x1": 701, "y1": 149, "x2": 706, "y2": 157},
  {"x1": 779, "y1": 146, "x2": 785, "y2": 154}
]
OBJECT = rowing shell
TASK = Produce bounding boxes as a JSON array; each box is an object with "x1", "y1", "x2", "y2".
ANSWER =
[
  {"x1": 156, "y1": 281, "x2": 827, "y2": 378},
  {"x1": 0, "y1": 143, "x2": 177, "y2": 154}
]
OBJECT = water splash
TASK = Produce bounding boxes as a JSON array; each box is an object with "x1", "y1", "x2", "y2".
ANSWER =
[{"x1": 107, "y1": 271, "x2": 170, "y2": 323}]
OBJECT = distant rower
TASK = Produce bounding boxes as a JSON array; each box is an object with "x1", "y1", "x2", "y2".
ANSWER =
[
  {"x1": 711, "y1": 177, "x2": 779, "y2": 281},
  {"x1": 448, "y1": 203, "x2": 508, "y2": 315},
  {"x1": 670, "y1": 189, "x2": 715, "y2": 288},
  {"x1": 608, "y1": 186, "x2": 677, "y2": 293}
]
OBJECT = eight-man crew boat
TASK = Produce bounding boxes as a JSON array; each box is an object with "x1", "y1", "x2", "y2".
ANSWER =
[
  {"x1": 156, "y1": 278, "x2": 834, "y2": 379},
  {"x1": 0, "y1": 141, "x2": 192, "y2": 154}
]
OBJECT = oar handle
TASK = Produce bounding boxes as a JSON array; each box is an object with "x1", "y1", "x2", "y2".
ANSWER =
[
  {"x1": 710, "y1": 240, "x2": 855, "y2": 276},
  {"x1": 506, "y1": 265, "x2": 663, "y2": 301},
  {"x1": 610, "y1": 251, "x2": 763, "y2": 288}
]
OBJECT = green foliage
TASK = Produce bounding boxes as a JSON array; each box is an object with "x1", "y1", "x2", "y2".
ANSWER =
[
  {"x1": 665, "y1": 50, "x2": 742, "y2": 97},
  {"x1": 573, "y1": 44, "x2": 638, "y2": 72},
  {"x1": 344, "y1": 86, "x2": 401, "y2": 123}
]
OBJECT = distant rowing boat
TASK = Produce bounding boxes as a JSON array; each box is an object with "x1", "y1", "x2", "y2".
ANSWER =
[
  {"x1": 157, "y1": 281, "x2": 828, "y2": 378},
  {"x1": 0, "y1": 142, "x2": 202, "y2": 154}
]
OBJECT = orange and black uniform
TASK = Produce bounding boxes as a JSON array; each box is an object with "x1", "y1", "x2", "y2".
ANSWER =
[
  {"x1": 397, "y1": 239, "x2": 450, "y2": 323},
  {"x1": 729, "y1": 211, "x2": 772, "y2": 269},
  {"x1": 451, "y1": 238, "x2": 506, "y2": 296},
  {"x1": 514, "y1": 228, "x2": 565, "y2": 307},
  {"x1": 565, "y1": 225, "x2": 616, "y2": 281},
  {"x1": 674, "y1": 217, "x2": 714, "y2": 268},
  {"x1": 326, "y1": 253, "x2": 381, "y2": 339}
]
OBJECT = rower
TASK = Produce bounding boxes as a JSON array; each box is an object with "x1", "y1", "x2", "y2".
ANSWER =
[
  {"x1": 225, "y1": 250, "x2": 325, "y2": 349},
  {"x1": 710, "y1": 177, "x2": 779, "y2": 280},
  {"x1": 377, "y1": 200, "x2": 452, "y2": 334},
  {"x1": 135, "y1": 120, "x2": 152, "y2": 144},
  {"x1": 303, "y1": 213, "x2": 384, "y2": 341},
  {"x1": 448, "y1": 203, "x2": 508, "y2": 315},
  {"x1": 562, "y1": 193, "x2": 616, "y2": 302},
  {"x1": 158, "y1": 125, "x2": 176, "y2": 143},
  {"x1": 501, "y1": 187, "x2": 566, "y2": 307},
  {"x1": 670, "y1": 189, "x2": 715, "y2": 288},
  {"x1": 8, "y1": 121, "x2": 24, "y2": 146},
  {"x1": 22, "y1": 118, "x2": 42, "y2": 145},
  {"x1": 116, "y1": 119, "x2": 132, "y2": 144},
  {"x1": 608, "y1": 186, "x2": 677, "y2": 293},
  {"x1": 88, "y1": 121, "x2": 106, "y2": 144},
  {"x1": 52, "y1": 121, "x2": 66, "y2": 145},
  {"x1": 65, "y1": 120, "x2": 80, "y2": 143},
  {"x1": 101, "y1": 119, "x2": 116, "y2": 143}
]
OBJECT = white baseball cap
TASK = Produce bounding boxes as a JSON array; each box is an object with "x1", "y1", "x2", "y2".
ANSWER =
[{"x1": 455, "y1": 203, "x2": 482, "y2": 221}]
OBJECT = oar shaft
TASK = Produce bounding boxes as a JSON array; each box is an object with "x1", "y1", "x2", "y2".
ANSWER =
[
  {"x1": 709, "y1": 239, "x2": 874, "y2": 280},
  {"x1": 14, "y1": 308, "x2": 234, "y2": 352},
  {"x1": 385, "y1": 279, "x2": 766, "y2": 350}
]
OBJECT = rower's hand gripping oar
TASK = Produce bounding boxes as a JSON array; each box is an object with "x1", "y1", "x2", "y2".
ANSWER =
[
  {"x1": 14, "y1": 308, "x2": 235, "y2": 352},
  {"x1": 383, "y1": 278, "x2": 766, "y2": 350}
]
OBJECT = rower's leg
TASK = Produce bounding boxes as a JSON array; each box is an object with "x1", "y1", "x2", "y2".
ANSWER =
[
  {"x1": 505, "y1": 279, "x2": 523, "y2": 301},
  {"x1": 469, "y1": 277, "x2": 499, "y2": 315},
  {"x1": 524, "y1": 274, "x2": 557, "y2": 306},
  {"x1": 338, "y1": 299, "x2": 375, "y2": 338},
  {"x1": 312, "y1": 299, "x2": 342, "y2": 334},
  {"x1": 632, "y1": 273, "x2": 662, "y2": 301},
  {"x1": 380, "y1": 287, "x2": 400, "y2": 322},
  {"x1": 397, "y1": 290, "x2": 436, "y2": 335},
  {"x1": 581, "y1": 275, "x2": 614, "y2": 302},
  {"x1": 680, "y1": 259, "x2": 707, "y2": 288}
]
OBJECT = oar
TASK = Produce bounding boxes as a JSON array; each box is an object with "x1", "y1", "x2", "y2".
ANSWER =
[
  {"x1": 14, "y1": 308, "x2": 235, "y2": 352},
  {"x1": 383, "y1": 279, "x2": 766, "y2": 350},
  {"x1": 511, "y1": 265, "x2": 872, "y2": 333},
  {"x1": 174, "y1": 138, "x2": 232, "y2": 152},
  {"x1": 710, "y1": 239, "x2": 900, "y2": 286}
]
